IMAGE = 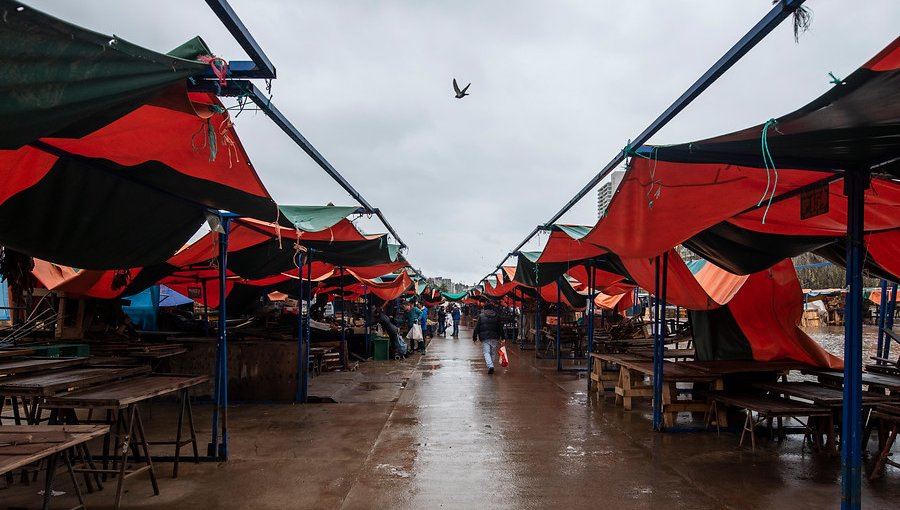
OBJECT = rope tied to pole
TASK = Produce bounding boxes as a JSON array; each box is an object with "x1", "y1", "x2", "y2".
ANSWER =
[
  {"x1": 198, "y1": 55, "x2": 230, "y2": 86},
  {"x1": 827, "y1": 71, "x2": 844, "y2": 85},
  {"x1": 759, "y1": 118, "x2": 782, "y2": 224}
]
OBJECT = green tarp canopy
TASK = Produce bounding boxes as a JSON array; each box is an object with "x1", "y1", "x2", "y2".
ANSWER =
[
  {"x1": 0, "y1": 0, "x2": 209, "y2": 149},
  {"x1": 441, "y1": 291, "x2": 468, "y2": 301},
  {"x1": 279, "y1": 205, "x2": 361, "y2": 232}
]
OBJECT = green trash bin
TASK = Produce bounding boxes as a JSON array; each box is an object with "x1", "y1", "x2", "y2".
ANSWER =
[{"x1": 373, "y1": 336, "x2": 390, "y2": 360}]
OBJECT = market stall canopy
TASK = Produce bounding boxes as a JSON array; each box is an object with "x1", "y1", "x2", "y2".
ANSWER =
[
  {"x1": 0, "y1": 1, "x2": 277, "y2": 269},
  {"x1": 580, "y1": 36, "x2": 900, "y2": 280},
  {"x1": 442, "y1": 291, "x2": 468, "y2": 302},
  {"x1": 690, "y1": 260, "x2": 842, "y2": 368},
  {"x1": 537, "y1": 225, "x2": 607, "y2": 264}
]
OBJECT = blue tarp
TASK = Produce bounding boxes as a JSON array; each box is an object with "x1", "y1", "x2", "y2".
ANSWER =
[
  {"x1": 122, "y1": 286, "x2": 160, "y2": 331},
  {"x1": 0, "y1": 279, "x2": 9, "y2": 321},
  {"x1": 159, "y1": 285, "x2": 193, "y2": 307}
]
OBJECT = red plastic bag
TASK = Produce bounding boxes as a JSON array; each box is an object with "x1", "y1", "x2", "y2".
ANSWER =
[{"x1": 498, "y1": 343, "x2": 509, "y2": 368}]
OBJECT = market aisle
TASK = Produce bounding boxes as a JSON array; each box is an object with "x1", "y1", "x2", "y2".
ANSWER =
[{"x1": 339, "y1": 326, "x2": 719, "y2": 510}]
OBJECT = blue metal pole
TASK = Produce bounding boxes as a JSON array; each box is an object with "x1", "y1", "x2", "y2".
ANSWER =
[
  {"x1": 201, "y1": 282, "x2": 210, "y2": 337},
  {"x1": 651, "y1": 255, "x2": 662, "y2": 431},
  {"x1": 841, "y1": 169, "x2": 867, "y2": 510},
  {"x1": 295, "y1": 252, "x2": 305, "y2": 402},
  {"x1": 364, "y1": 284, "x2": 370, "y2": 358},
  {"x1": 884, "y1": 283, "x2": 898, "y2": 360},
  {"x1": 876, "y1": 279, "x2": 888, "y2": 361},
  {"x1": 210, "y1": 214, "x2": 234, "y2": 460},
  {"x1": 535, "y1": 292, "x2": 542, "y2": 352},
  {"x1": 556, "y1": 277, "x2": 562, "y2": 371},
  {"x1": 340, "y1": 266, "x2": 347, "y2": 369},
  {"x1": 586, "y1": 261, "x2": 595, "y2": 393},
  {"x1": 302, "y1": 255, "x2": 312, "y2": 402}
]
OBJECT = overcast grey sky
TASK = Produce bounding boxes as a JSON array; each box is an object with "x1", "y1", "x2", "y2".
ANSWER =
[{"x1": 28, "y1": 0, "x2": 900, "y2": 285}]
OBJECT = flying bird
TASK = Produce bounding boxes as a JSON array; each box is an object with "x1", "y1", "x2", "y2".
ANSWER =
[{"x1": 453, "y1": 78, "x2": 470, "y2": 99}]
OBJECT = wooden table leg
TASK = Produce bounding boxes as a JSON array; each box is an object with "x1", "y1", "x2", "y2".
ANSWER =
[
  {"x1": 40, "y1": 449, "x2": 58, "y2": 510},
  {"x1": 133, "y1": 405, "x2": 159, "y2": 495},
  {"x1": 114, "y1": 405, "x2": 137, "y2": 510},
  {"x1": 662, "y1": 382, "x2": 675, "y2": 428}
]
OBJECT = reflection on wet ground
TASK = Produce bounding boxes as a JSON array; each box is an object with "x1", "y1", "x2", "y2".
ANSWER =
[{"x1": 803, "y1": 324, "x2": 882, "y2": 361}]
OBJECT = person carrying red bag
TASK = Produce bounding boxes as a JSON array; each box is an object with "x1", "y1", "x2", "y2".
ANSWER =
[{"x1": 472, "y1": 302, "x2": 506, "y2": 374}]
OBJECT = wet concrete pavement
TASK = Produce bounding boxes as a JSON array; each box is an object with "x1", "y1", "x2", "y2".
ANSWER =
[{"x1": 3, "y1": 325, "x2": 899, "y2": 509}]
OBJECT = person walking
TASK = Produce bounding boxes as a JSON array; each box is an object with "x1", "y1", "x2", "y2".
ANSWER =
[
  {"x1": 450, "y1": 304, "x2": 461, "y2": 338},
  {"x1": 418, "y1": 303, "x2": 429, "y2": 352},
  {"x1": 472, "y1": 302, "x2": 505, "y2": 374},
  {"x1": 437, "y1": 306, "x2": 447, "y2": 337}
]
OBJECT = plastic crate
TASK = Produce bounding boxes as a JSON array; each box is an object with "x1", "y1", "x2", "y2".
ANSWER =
[{"x1": 373, "y1": 336, "x2": 390, "y2": 360}]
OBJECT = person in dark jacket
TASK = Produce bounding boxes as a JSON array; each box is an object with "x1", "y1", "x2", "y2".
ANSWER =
[
  {"x1": 437, "y1": 306, "x2": 447, "y2": 336},
  {"x1": 374, "y1": 304, "x2": 407, "y2": 358},
  {"x1": 450, "y1": 305, "x2": 461, "y2": 337},
  {"x1": 472, "y1": 302, "x2": 505, "y2": 374}
]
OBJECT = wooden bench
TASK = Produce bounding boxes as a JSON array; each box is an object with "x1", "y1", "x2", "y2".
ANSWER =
[
  {"x1": 592, "y1": 353, "x2": 723, "y2": 428},
  {"x1": 869, "y1": 402, "x2": 900, "y2": 479},
  {"x1": 707, "y1": 391, "x2": 835, "y2": 452}
]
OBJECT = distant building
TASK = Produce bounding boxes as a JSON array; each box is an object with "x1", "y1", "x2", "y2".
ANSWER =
[{"x1": 597, "y1": 170, "x2": 626, "y2": 218}]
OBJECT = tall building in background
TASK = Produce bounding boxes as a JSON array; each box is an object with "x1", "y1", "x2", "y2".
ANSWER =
[{"x1": 597, "y1": 170, "x2": 626, "y2": 218}]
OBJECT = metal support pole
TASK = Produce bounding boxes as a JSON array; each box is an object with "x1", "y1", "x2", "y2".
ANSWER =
[
  {"x1": 303, "y1": 255, "x2": 312, "y2": 401},
  {"x1": 210, "y1": 214, "x2": 235, "y2": 460},
  {"x1": 841, "y1": 169, "x2": 868, "y2": 510},
  {"x1": 884, "y1": 283, "x2": 898, "y2": 361},
  {"x1": 201, "y1": 282, "x2": 210, "y2": 337},
  {"x1": 469, "y1": 0, "x2": 807, "y2": 274},
  {"x1": 535, "y1": 292, "x2": 542, "y2": 352},
  {"x1": 364, "y1": 284, "x2": 370, "y2": 358},
  {"x1": 587, "y1": 261, "x2": 595, "y2": 393},
  {"x1": 652, "y1": 254, "x2": 667, "y2": 431},
  {"x1": 295, "y1": 252, "x2": 305, "y2": 402},
  {"x1": 877, "y1": 279, "x2": 889, "y2": 361},
  {"x1": 556, "y1": 277, "x2": 563, "y2": 371},
  {"x1": 340, "y1": 267, "x2": 347, "y2": 369}
]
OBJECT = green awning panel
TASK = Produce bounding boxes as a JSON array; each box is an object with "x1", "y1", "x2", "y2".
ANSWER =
[
  {"x1": 514, "y1": 251, "x2": 579, "y2": 288},
  {"x1": 278, "y1": 205, "x2": 360, "y2": 232},
  {"x1": 0, "y1": 0, "x2": 209, "y2": 150},
  {"x1": 554, "y1": 224, "x2": 592, "y2": 240},
  {"x1": 442, "y1": 291, "x2": 468, "y2": 301}
]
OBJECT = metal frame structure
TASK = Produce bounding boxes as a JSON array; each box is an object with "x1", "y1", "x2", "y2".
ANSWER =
[{"x1": 184, "y1": 0, "x2": 420, "y2": 461}]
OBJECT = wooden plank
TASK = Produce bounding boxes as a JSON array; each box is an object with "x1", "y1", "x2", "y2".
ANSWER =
[
  {"x1": 708, "y1": 391, "x2": 833, "y2": 417},
  {"x1": 0, "y1": 425, "x2": 109, "y2": 475},
  {"x1": 0, "y1": 348, "x2": 34, "y2": 358},
  {"x1": 0, "y1": 365, "x2": 151, "y2": 396},
  {"x1": 42, "y1": 374, "x2": 210, "y2": 409},
  {"x1": 807, "y1": 369, "x2": 900, "y2": 392},
  {"x1": 0, "y1": 357, "x2": 88, "y2": 377},
  {"x1": 754, "y1": 381, "x2": 891, "y2": 407},
  {"x1": 682, "y1": 359, "x2": 810, "y2": 374}
]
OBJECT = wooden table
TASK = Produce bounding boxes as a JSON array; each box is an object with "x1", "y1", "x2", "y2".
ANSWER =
[
  {"x1": 1, "y1": 425, "x2": 109, "y2": 510},
  {"x1": 42, "y1": 374, "x2": 209, "y2": 509},
  {"x1": 0, "y1": 366, "x2": 150, "y2": 424},
  {"x1": 0, "y1": 357, "x2": 88, "y2": 377},
  {"x1": 592, "y1": 353, "x2": 722, "y2": 428},
  {"x1": 753, "y1": 381, "x2": 891, "y2": 407},
  {"x1": 706, "y1": 391, "x2": 835, "y2": 452},
  {"x1": 806, "y1": 369, "x2": 900, "y2": 396}
]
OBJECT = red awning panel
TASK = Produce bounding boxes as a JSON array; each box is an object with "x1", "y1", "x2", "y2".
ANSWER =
[{"x1": 727, "y1": 260, "x2": 842, "y2": 369}]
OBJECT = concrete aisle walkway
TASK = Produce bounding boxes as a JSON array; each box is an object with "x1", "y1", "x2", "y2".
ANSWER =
[{"x1": 5, "y1": 325, "x2": 898, "y2": 509}]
